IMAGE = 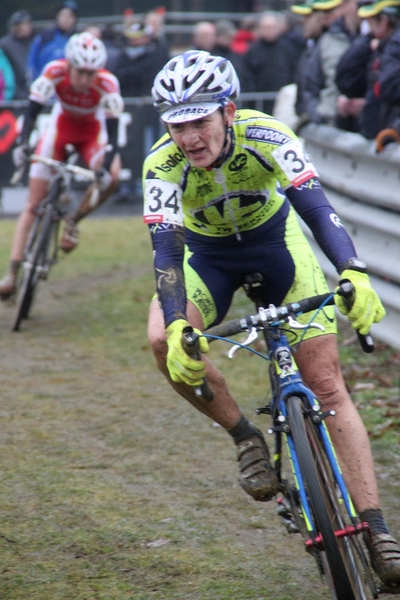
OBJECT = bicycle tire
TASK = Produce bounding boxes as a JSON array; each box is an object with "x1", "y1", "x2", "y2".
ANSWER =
[
  {"x1": 287, "y1": 396, "x2": 357, "y2": 600},
  {"x1": 306, "y1": 418, "x2": 376, "y2": 599},
  {"x1": 12, "y1": 204, "x2": 54, "y2": 331}
]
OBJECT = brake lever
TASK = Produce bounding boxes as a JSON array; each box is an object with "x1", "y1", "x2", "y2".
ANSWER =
[
  {"x1": 228, "y1": 327, "x2": 259, "y2": 358},
  {"x1": 287, "y1": 316, "x2": 325, "y2": 331}
]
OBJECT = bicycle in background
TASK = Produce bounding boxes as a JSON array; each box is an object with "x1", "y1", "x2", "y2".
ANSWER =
[
  {"x1": 188, "y1": 277, "x2": 383, "y2": 599},
  {"x1": 10, "y1": 155, "x2": 96, "y2": 332}
]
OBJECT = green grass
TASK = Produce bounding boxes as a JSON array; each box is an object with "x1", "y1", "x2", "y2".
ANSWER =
[{"x1": 0, "y1": 216, "x2": 398, "y2": 599}]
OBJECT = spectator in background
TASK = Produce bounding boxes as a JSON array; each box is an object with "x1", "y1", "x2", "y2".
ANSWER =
[
  {"x1": 336, "y1": 0, "x2": 400, "y2": 139},
  {"x1": 114, "y1": 20, "x2": 169, "y2": 98},
  {"x1": 231, "y1": 16, "x2": 257, "y2": 54},
  {"x1": 242, "y1": 12, "x2": 304, "y2": 114},
  {"x1": 0, "y1": 10, "x2": 34, "y2": 100},
  {"x1": 102, "y1": 24, "x2": 122, "y2": 73},
  {"x1": 292, "y1": 0, "x2": 340, "y2": 127},
  {"x1": 0, "y1": 47, "x2": 15, "y2": 100},
  {"x1": 27, "y1": 0, "x2": 78, "y2": 83},
  {"x1": 300, "y1": 0, "x2": 361, "y2": 128},
  {"x1": 213, "y1": 19, "x2": 245, "y2": 84},
  {"x1": 114, "y1": 17, "x2": 170, "y2": 167},
  {"x1": 376, "y1": 1, "x2": 400, "y2": 136},
  {"x1": 281, "y1": 10, "x2": 308, "y2": 61},
  {"x1": 192, "y1": 21, "x2": 217, "y2": 52},
  {"x1": 144, "y1": 7, "x2": 167, "y2": 41},
  {"x1": 213, "y1": 19, "x2": 237, "y2": 59}
]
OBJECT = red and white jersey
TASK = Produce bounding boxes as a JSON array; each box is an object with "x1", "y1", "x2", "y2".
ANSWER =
[{"x1": 29, "y1": 59, "x2": 123, "y2": 120}]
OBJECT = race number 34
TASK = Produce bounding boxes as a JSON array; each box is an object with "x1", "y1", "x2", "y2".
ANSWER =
[{"x1": 144, "y1": 179, "x2": 184, "y2": 225}]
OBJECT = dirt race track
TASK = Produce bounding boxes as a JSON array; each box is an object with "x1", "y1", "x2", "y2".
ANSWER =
[{"x1": 0, "y1": 217, "x2": 399, "y2": 600}]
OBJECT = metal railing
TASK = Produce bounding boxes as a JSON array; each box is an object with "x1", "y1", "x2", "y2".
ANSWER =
[{"x1": 300, "y1": 123, "x2": 400, "y2": 350}]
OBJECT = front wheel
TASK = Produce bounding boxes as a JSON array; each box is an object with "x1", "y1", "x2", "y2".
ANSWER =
[
  {"x1": 305, "y1": 417, "x2": 377, "y2": 599},
  {"x1": 12, "y1": 204, "x2": 55, "y2": 331},
  {"x1": 287, "y1": 395, "x2": 358, "y2": 600}
]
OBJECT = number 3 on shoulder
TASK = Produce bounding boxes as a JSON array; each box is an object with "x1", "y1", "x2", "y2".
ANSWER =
[
  {"x1": 272, "y1": 138, "x2": 318, "y2": 188},
  {"x1": 144, "y1": 180, "x2": 184, "y2": 225}
]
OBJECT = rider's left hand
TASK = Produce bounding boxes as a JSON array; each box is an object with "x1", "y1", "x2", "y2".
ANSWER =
[{"x1": 334, "y1": 270, "x2": 386, "y2": 335}]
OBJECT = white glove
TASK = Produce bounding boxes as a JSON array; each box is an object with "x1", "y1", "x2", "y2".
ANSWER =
[
  {"x1": 95, "y1": 168, "x2": 113, "y2": 192},
  {"x1": 12, "y1": 143, "x2": 30, "y2": 169}
]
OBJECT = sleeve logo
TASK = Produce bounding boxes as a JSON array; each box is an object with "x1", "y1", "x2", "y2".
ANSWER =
[{"x1": 246, "y1": 126, "x2": 291, "y2": 145}]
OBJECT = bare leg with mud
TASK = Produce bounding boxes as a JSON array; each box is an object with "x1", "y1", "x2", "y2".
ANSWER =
[{"x1": 0, "y1": 177, "x2": 48, "y2": 298}]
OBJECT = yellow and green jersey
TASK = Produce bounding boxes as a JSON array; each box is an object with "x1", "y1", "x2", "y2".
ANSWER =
[{"x1": 143, "y1": 109, "x2": 318, "y2": 238}]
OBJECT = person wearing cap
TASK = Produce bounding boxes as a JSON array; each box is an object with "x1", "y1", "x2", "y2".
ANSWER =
[
  {"x1": 335, "y1": 0, "x2": 400, "y2": 139},
  {"x1": 292, "y1": 0, "x2": 341, "y2": 125},
  {"x1": 0, "y1": 32, "x2": 124, "y2": 298},
  {"x1": 27, "y1": 1, "x2": 78, "y2": 83},
  {"x1": 114, "y1": 18, "x2": 169, "y2": 98},
  {"x1": 293, "y1": 0, "x2": 361, "y2": 126},
  {"x1": 142, "y1": 50, "x2": 400, "y2": 587},
  {"x1": 0, "y1": 11, "x2": 34, "y2": 100},
  {"x1": 114, "y1": 15, "x2": 169, "y2": 161}
]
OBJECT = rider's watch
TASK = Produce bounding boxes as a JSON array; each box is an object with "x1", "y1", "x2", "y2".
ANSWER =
[{"x1": 342, "y1": 258, "x2": 367, "y2": 274}]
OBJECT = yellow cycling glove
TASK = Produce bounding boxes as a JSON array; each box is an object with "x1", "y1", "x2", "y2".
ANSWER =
[
  {"x1": 165, "y1": 319, "x2": 209, "y2": 386},
  {"x1": 334, "y1": 269, "x2": 386, "y2": 335}
]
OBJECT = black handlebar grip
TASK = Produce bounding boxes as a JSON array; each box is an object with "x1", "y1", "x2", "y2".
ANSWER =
[
  {"x1": 338, "y1": 281, "x2": 374, "y2": 353},
  {"x1": 205, "y1": 318, "x2": 244, "y2": 339},
  {"x1": 182, "y1": 326, "x2": 214, "y2": 402}
]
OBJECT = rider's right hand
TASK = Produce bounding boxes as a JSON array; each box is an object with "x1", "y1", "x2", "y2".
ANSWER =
[
  {"x1": 166, "y1": 319, "x2": 209, "y2": 386},
  {"x1": 12, "y1": 143, "x2": 30, "y2": 169}
]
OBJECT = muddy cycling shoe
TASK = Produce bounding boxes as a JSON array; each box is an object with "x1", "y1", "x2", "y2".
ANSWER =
[
  {"x1": 60, "y1": 220, "x2": 80, "y2": 253},
  {"x1": 364, "y1": 533, "x2": 400, "y2": 586},
  {"x1": 236, "y1": 435, "x2": 278, "y2": 501},
  {"x1": 0, "y1": 274, "x2": 16, "y2": 299}
]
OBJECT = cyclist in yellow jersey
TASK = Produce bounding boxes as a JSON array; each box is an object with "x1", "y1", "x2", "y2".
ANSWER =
[{"x1": 143, "y1": 50, "x2": 400, "y2": 586}]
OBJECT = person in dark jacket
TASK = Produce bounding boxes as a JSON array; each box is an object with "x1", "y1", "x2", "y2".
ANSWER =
[
  {"x1": 114, "y1": 19, "x2": 170, "y2": 179},
  {"x1": 367, "y1": 0, "x2": 400, "y2": 138},
  {"x1": 213, "y1": 19, "x2": 246, "y2": 86},
  {"x1": 0, "y1": 10, "x2": 34, "y2": 100},
  {"x1": 27, "y1": 1, "x2": 78, "y2": 83},
  {"x1": 242, "y1": 11, "x2": 305, "y2": 114},
  {"x1": 335, "y1": 0, "x2": 400, "y2": 139},
  {"x1": 114, "y1": 21, "x2": 169, "y2": 98}
]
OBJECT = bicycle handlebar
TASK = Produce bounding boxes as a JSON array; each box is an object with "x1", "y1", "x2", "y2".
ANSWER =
[
  {"x1": 205, "y1": 282, "x2": 374, "y2": 353},
  {"x1": 31, "y1": 155, "x2": 96, "y2": 181},
  {"x1": 182, "y1": 326, "x2": 214, "y2": 402}
]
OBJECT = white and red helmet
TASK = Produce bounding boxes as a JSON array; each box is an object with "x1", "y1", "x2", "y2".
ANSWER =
[
  {"x1": 65, "y1": 31, "x2": 107, "y2": 70},
  {"x1": 152, "y1": 50, "x2": 240, "y2": 123}
]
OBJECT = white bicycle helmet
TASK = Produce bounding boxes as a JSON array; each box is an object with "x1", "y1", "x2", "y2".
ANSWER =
[
  {"x1": 65, "y1": 32, "x2": 107, "y2": 71},
  {"x1": 152, "y1": 50, "x2": 240, "y2": 123}
]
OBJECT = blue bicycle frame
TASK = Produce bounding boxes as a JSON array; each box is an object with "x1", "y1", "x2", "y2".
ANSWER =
[{"x1": 267, "y1": 330, "x2": 359, "y2": 538}]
